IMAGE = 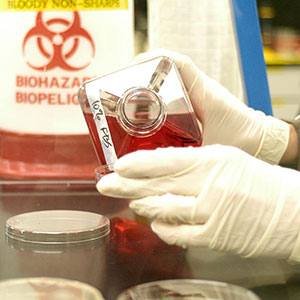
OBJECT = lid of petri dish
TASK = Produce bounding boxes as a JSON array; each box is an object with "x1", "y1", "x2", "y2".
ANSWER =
[
  {"x1": 116, "y1": 279, "x2": 261, "y2": 300},
  {"x1": 0, "y1": 277, "x2": 105, "y2": 300},
  {"x1": 5, "y1": 210, "x2": 110, "y2": 244}
]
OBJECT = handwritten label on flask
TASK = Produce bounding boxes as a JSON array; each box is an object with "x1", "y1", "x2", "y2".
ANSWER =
[{"x1": 86, "y1": 83, "x2": 117, "y2": 169}]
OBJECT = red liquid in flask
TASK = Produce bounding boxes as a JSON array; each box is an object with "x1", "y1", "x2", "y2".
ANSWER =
[
  {"x1": 105, "y1": 217, "x2": 190, "y2": 300},
  {"x1": 84, "y1": 111, "x2": 202, "y2": 166}
]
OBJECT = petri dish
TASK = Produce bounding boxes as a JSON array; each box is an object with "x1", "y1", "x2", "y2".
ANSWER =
[
  {"x1": 0, "y1": 277, "x2": 104, "y2": 300},
  {"x1": 116, "y1": 279, "x2": 261, "y2": 300},
  {"x1": 5, "y1": 210, "x2": 110, "y2": 245}
]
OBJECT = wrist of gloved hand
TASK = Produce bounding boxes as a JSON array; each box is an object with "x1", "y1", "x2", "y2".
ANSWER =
[
  {"x1": 98, "y1": 145, "x2": 300, "y2": 263},
  {"x1": 282, "y1": 117, "x2": 300, "y2": 170},
  {"x1": 255, "y1": 115, "x2": 290, "y2": 165}
]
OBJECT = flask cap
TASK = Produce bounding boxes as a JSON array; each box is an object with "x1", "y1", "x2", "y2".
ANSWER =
[{"x1": 118, "y1": 87, "x2": 166, "y2": 137}]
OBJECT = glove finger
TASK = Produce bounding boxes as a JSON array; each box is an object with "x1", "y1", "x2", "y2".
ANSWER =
[
  {"x1": 114, "y1": 147, "x2": 200, "y2": 178},
  {"x1": 97, "y1": 172, "x2": 145, "y2": 198},
  {"x1": 151, "y1": 220, "x2": 209, "y2": 248},
  {"x1": 97, "y1": 172, "x2": 174, "y2": 199},
  {"x1": 98, "y1": 145, "x2": 237, "y2": 199},
  {"x1": 129, "y1": 194, "x2": 208, "y2": 224},
  {"x1": 97, "y1": 170, "x2": 201, "y2": 199}
]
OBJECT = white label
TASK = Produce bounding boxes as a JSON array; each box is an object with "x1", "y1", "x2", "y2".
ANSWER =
[{"x1": 85, "y1": 83, "x2": 117, "y2": 167}]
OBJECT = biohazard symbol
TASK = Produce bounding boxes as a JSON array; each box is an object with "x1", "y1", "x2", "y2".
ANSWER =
[{"x1": 23, "y1": 12, "x2": 95, "y2": 71}]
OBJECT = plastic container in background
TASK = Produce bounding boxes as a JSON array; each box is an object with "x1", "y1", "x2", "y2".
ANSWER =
[
  {"x1": 0, "y1": 277, "x2": 104, "y2": 300},
  {"x1": 5, "y1": 210, "x2": 110, "y2": 244},
  {"x1": 0, "y1": 1, "x2": 134, "y2": 180},
  {"x1": 147, "y1": 0, "x2": 244, "y2": 102},
  {"x1": 5, "y1": 211, "x2": 110, "y2": 293},
  {"x1": 116, "y1": 279, "x2": 261, "y2": 300},
  {"x1": 78, "y1": 56, "x2": 202, "y2": 178}
]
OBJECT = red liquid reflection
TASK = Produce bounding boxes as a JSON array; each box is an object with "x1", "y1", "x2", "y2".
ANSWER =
[
  {"x1": 0, "y1": 129, "x2": 98, "y2": 179},
  {"x1": 84, "y1": 113, "x2": 202, "y2": 165},
  {"x1": 106, "y1": 217, "x2": 190, "y2": 300}
]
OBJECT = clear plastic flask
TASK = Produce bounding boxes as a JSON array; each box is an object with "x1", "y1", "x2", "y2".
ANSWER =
[{"x1": 78, "y1": 56, "x2": 202, "y2": 173}]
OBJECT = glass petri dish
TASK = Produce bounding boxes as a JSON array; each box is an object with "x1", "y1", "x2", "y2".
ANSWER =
[
  {"x1": 116, "y1": 279, "x2": 261, "y2": 300},
  {"x1": 0, "y1": 277, "x2": 104, "y2": 300},
  {"x1": 5, "y1": 210, "x2": 110, "y2": 245}
]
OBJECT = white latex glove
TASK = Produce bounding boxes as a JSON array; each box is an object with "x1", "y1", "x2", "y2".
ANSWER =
[
  {"x1": 134, "y1": 49, "x2": 289, "y2": 165},
  {"x1": 97, "y1": 145, "x2": 300, "y2": 263}
]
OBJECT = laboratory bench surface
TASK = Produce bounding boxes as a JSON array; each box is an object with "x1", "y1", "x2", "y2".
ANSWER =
[{"x1": 0, "y1": 180, "x2": 299, "y2": 300}]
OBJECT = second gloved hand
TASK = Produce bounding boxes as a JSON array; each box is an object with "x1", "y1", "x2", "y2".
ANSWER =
[
  {"x1": 134, "y1": 49, "x2": 290, "y2": 165},
  {"x1": 97, "y1": 145, "x2": 300, "y2": 263}
]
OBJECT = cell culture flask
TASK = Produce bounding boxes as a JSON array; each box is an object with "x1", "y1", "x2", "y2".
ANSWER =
[{"x1": 78, "y1": 56, "x2": 202, "y2": 172}]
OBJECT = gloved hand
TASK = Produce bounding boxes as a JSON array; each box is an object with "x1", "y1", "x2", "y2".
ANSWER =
[
  {"x1": 97, "y1": 145, "x2": 300, "y2": 263},
  {"x1": 134, "y1": 49, "x2": 290, "y2": 165}
]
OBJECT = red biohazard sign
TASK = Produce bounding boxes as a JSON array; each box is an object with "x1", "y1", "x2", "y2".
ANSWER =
[{"x1": 23, "y1": 11, "x2": 95, "y2": 71}]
